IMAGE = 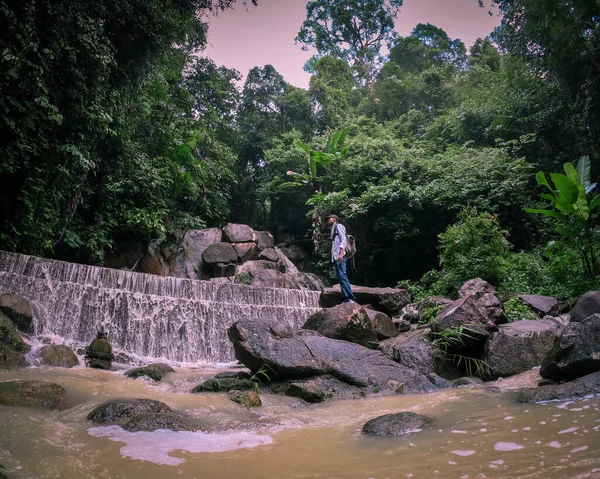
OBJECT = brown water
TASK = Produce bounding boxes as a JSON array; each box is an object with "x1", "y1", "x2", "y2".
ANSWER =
[{"x1": 1, "y1": 367, "x2": 599, "y2": 479}]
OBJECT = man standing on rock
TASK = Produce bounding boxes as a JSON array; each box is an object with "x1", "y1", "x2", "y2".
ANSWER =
[{"x1": 328, "y1": 214, "x2": 357, "y2": 304}]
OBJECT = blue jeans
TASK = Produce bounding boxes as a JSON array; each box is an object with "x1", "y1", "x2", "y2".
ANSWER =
[{"x1": 333, "y1": 256, "x2": 357, "y2": 302}]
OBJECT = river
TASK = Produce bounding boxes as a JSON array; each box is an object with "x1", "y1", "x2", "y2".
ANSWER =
[{"x1": 1, "y1": 366, "x2": 599, "y2": 479}]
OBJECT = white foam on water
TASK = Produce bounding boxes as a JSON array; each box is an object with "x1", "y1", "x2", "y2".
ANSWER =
[
  {"x1": 88, "y1": 426, "x2": 273, "y2": 465},
  {"x1": 480, "y1": 428, "x2": 487, "y2": 432},
  {"x1": 547, "y1": 441, "x2": 561, "y2": 448},
  {"x1": 504, "y1": 416, "x2": 514, "y2": 420},
  {"x1": 569, "y1": 446, "x2": 588, "y2": 453},
  {"x1": 522, "y1": 427, "x2": 531, "y2": 431},
  {"x1": 451, "y1": 430, "x2": 468, "y2": 434},
  {"x1": 540, "y1": 421, "x2": 546, "y2": 425},
  {"x1": 511, "y1": 429, "x2": 519, "y2": 433},
  {"x1": 448, "y1": 461, "x2": 457, "y2": 465},
  {"x1": 494, "y1": 442, "x2": 524, "y2": 451},
  {"x1": 558, "y1": 426, "x2": 580, "y2": 434},
  {"x1": 451, "y1": 450, "x2": 476, "y2": 456}
]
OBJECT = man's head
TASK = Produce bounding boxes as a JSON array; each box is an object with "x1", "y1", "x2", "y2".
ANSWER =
[{"x1": 328, "y1": 214, "x2": 338, "y2": 226}]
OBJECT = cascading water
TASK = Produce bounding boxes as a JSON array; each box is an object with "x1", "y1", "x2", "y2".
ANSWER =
[{"x1": 0, "y1": 251, "x2": 321, "y2": 364}]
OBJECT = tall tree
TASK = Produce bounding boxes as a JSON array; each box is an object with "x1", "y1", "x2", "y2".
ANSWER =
[{"x1": 296, "y1": 0, "x2": 403, "y2": 88}]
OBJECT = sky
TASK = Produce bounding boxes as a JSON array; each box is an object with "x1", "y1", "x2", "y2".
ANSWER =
[{"x1": 203, "y1": 0, "x2": 502, "y2": 89}]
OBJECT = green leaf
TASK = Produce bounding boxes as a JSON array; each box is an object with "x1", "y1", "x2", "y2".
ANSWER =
[
  {"x1": 575, "y1": 155, "x2": 591, "y2": 189},
  {"x1": 535, "y1": 171, "x2": 553, "y2": 192},
  {"x1": 564, "y1": 162, "x2": 590, "y2": 220},
  {"x1": 549, "y1": 172, "x2": 578, "y2": 204},
  {"x1": 524, "y1": 208, "x2": 564, "y2": 219},
  {"x1": 589, "y1": 195, "x2": 600, "y2": 212}
]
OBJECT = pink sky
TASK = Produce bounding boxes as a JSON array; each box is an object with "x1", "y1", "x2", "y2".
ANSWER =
[{"x1": 203, "y1": 0, "x2": 501, "y2": 89}]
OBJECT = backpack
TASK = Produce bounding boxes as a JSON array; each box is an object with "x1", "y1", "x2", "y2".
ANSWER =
[{"x1": 334, "y1": 225, "x2": 357, "y2": 260}]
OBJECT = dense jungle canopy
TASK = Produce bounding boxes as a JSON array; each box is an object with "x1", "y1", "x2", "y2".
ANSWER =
[{"x1": 1, "y1": 0, "x2": 599, "y2": 300}]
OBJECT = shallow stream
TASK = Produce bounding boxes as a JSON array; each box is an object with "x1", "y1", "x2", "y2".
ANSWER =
[{"x1": 1, "y1": 366, "x2": 599, "y2": 479}]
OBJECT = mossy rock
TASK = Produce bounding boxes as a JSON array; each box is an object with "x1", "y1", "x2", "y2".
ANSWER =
[
  {"x1": 362, "y1": 412, "x2": 432, "y2": 437},
  {"x1": 0, "y1": 380, "x2": 66, "y2": 410},
  {"x1": 87, "y1": 398, "x2": 172, "y2": 424},
  {"x1": 191, "y1": 377, "x2": 255, "y2": 393},
  {"x1": 35, "y1": 345, "x2": 79, "y2": 368},
  {"x1": 0, "y1": 312, "x2": 30, "y2": 368},
  {"x1": 122, "y1": 412, "x2": 196, "y2": 432},
  {"x1": 228, "y1": 389, "x2": 262, "y2": 408},
  {"x1": 125, "y1": 363, "x2": 174, "y2": 382}
]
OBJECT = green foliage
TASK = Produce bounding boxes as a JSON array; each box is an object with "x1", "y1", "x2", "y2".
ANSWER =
[
  {"x1": 438, "y1": 207, "x2": 511, "y2": 293},
  {"x1": 234, "y1": 273, "x2": 253, "y2": 285},
  {"x1": 526, "y1": 156, "x2": 600, "y2": 279},
  {"x1": 431, "y1": 325, "x2": 488, "y2": 377},
  {"x1": 249, "y1": 364, "x2": 276, "y2": 392},
  {"x1": 420, "y1": 305, "x2": 444, "y2": 324},
  {"x1": 503, "y1": 297, "x2": 539, "y2": 322}
]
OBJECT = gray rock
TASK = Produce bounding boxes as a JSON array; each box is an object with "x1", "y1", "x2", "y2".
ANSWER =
[
  {"x1": 168, "y1": 228, "x2": 223, "y2": 280},
  {"x1": 223, "y1": 223, "x2": 256, "y2": 243},
  {"x1": 35, "y1": 345, "x2": 79, "y2": 368},
  {"x1": 394, "y1": 318, "x2": 412, "y2": 332},
  {"x1": 0, "y1": 293, "x2": 33, "y2": 333},
  {"x1": 458, "y1": 278, "x2": 507, "y2": 325},
  {"x1": 514, "y1": 371, "x2": 600, "y2": 403},
  {"x1": 232, "y1": 243, "x2": 259, "y2": 263},
  {"x1": 364, "y1": 308, "x2": 398, "y2": 340},
  {"x1": 302, "y1": 303, "x2": 378, "y2": 347},
  {"x1": 191, "y1": 377, "x2": 255, "y2": 393},
  {"x1": 228, "y1": 317, "x2": 435, "y2": 394},
  {"x1": 239, "y1": 268, "x2": 301, "y2": 289},
  {"x1": 484, "y1": 319, "x2": 563, "y2": 378},
  {"x1": 259, "y1": 248, "x2": 280, "y2": 262},
  {"x1": 87, "y1": 398, "x2": 171, "y2": 423},
  {"x1": 202, "y1": 243, "x2": 238, "y2": 265},
  {"x1": 362, "y1": 412, "x2": 431, "y2": 436},
  {"x1": 255, "y1": 231, "x2": 274, "y2": 251},
  {"x1": 540, "y1": 314, "x2": 600, "y2": 380},
  {"x1": 213, "y1": 262, "x2": 236, "y2": 278},
  {"x1": 290, "y1": 272, "x2": 327, "y2": 291},
  {"x1": 519, "y1": 294, "x2": 559, "y2": 316},
  {"x1": 269, "y1": 375, "x2": 366, "y2": 402},
  {"x1": 0, "y1": 380, "x2": 66, "y2": 410},
  {"x1": 125, "y1": 363, "x2": 174, "y2": 382},
  {"x1": 214, "y1": 370, "x2": 251, "y2": 380},
  {"x1": 320, "y1": 285, "x2": 412, "y2": 316},
  {"x1": 433, "y1": 294, "x2": 497, "y2": 333},
  {"x1": 379, "y1": 329, "x2": 436, "y2": 376},
  {"x1": 0, "y1": 311, "x2": 29, "y2": 368},
  {"x1": 451, "y1": 376, "x2": 485, "y2": 388},
  {"x1": 228, "y1": 390, "x2": 262, "y2": 408},
  {"x1": 122, "y1": 412, "x2": 196, "y2": 432},
  {"x1": 569, "y1": 291, "x2": 600, "y2": 322}
]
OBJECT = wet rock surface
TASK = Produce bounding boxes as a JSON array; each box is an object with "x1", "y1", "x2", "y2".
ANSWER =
[
  {"x1": 0, "y1": 380, "x2": 66, "y2": 410},
  {"x1": 269, "y1": 375, "x2": 366, "y2": 403},
  {"x1": 192, "y1": 377, "x2": 255, "y2": 393},
  {"x1": 228, "y1": 390, "x2": 262, "y2": 408},
  {"x1": 0, "y1": 311, "x2": 30, "y2": 368},
  {"x1": 540, "y1": 314, "x2": 600, "y2": 380},
  {"x1": 87, "y1": 398, "x2": 172, "y2": 424},
  {"x1": 0, "y1": 293, "x2": 33, "y2": 333},
  {"x1": 121, "y1": 412, "x2": 197, "y2": 432},
  {"x1": 35, "y1": 345, "x2": 79, "y2": 368},
  {"x1": 125, "y1": 363, "x2": 174, "y2": 382},
  {"x1": 513, "y1": 371, "x2": 600, "y2": 403},
  {"x1": 362, "y1": 412, "x2": 432, "y2": 437}
]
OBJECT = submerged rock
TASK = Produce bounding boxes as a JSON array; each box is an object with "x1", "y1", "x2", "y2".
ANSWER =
[
  {"x1": 513, "y1": 371, "x2": 600, "y2": 403},
  {"x1": 35, "y1": 345, "x2": 79, "y2": 368},
  {"x1": 270, "y1": 375, "x2": 366, "y2": 403},
  {"x1": 122, "y1": 412, "x2": 197, "y2": 432},
  {"x1": 229, "y1": 389, "x2": 262, "y2": 408},
  {"x1": 125, "y1": 363, "x2": 174, "y2": 382},
  {"x1": 540, "y1": 314, "x2": 600, "y2": 380},
  {"x1": 0, "y1": 380, "x2": 66, "y2": 410},
  {"x1": 87, "y1": 398, "x2": 172, "y2": 424},
  {"x1": 0, "y1": 311, "x2": 30, "y2": 368},
  {"x1": 362, "y1": 412, "x2": 432, "y2": 437},
  {"x1": 191, "y1": 377, "x2": 255, "y2": 393}
]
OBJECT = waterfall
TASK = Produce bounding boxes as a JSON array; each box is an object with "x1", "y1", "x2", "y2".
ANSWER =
[{"x1": 0, "y1": 251, "x2": 321, "y2": 364}]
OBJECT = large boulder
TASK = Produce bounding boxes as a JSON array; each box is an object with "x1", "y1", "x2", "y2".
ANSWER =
[
  {"x1": 168, "y1": 228, "x2": 223, "y2": 279},
  {"x1": 232, "y1": 243, "x2": 259, "y2": 263},
  {"x1": 269, "y1": 375, "x2": 365, "y2": 403},
  {"x1": 290, "y1": 272, "x2": 327, "y2": 292},
  {"x1": 35, "y1": 345, "x2": 79, "y2": 368},
  {"x1": 255, "y1": 231, "x2": 274, "y2": 251},
  {"x1": 122, "y1": 413, "x2": 196, "y2": 432},
  {"x1": 222, "y1": 223, "x2": 256, "y2": 243},
  {"x1": 362, "y1": 412, "x2": 431, "y2": 437},
  {"x1": 540, "y1": 314, "x2": 600, "y2": 380},
  {"x1": 228, "y1": 317, "x2": 435, "y2": 394},
  {"x1": 259, "y1": 248, "x2": 280, "y2": 262},
  {"x1": 379, "y1": 329, "x2": 436, "y2": 376},
  {"x1": 320, "y1": 285, "x2": 411, "y2": 316},
  {"x1": 125, "y1": 363, "x2": 174, "y2": 382},
  {"x1": 483, "y1": 319, "x2": 562, "y2": 379},
  {"x1": 87, "y1": 398, "x2": 171, "y2": 423},
  {"x1": 519, "y1": 294, "x2": 559, "y2": 316},
  {"x1": 191, "y1": 377, "x2": 255, "y2": 393},
  {"x1": 417, "y1": 296, "x2": 453, "y2": 323},
  {"x1": 0, "y1": 293, "x2": 33, "y2": 333},
  {"x1": 433, "y1": 294, "x2": 498, "y2": 336},
  {"x1": 201, "y1": 242, "x2": 238, "y2": 265},
  {"x1": 0, "y1": 380, "x2": 66, "y2": 410},
  {"x1": 238, "y1": 268, "x2": 301, "y2": 289},
  {"x1": 514, "y1": 371, "x2": 600, "y2": 403},
  {"x1": 458, "y1": 279, "x2": 507, "y2": 325},
  {"x1": 569, "y1": 291, "x2": 600, "y2": 322},
  {"x1": 302, "y1": 303, "x2": 378, "y2": 347},
  {"x1": 0, "y1": 311, "x2": 30, "y2": 368},
  {"x1": 364, "y1": 308, "x2": 398, "y2": 340}
]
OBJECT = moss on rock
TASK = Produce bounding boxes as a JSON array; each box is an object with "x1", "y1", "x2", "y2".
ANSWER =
[
  {"x1": 0, "y1": 380, "x2": 66, "y2": 410},
  {"x1": 0, "y1": 311, "x2": 30, "y2": 368}
]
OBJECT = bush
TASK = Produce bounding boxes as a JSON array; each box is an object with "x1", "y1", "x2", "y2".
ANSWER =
[
  {"x1": 503, "y1": 296, "x2": 539, "y2": 322},
  {"x1": 438, "y1": 207, "x2": 511, "y2": 293}
]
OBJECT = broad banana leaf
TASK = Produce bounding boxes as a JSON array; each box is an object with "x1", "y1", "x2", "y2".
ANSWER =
[
  {"x1": 564, "y1": 163, "x2": 589, "y2": 220},
  {"x1": 575, "y1": 155, "x2": 591, "y2": 189}
]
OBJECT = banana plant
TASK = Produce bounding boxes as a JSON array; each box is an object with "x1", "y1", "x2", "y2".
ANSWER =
[{"x1": 526, "y1": 156, "x2": 600, "y2": 279}]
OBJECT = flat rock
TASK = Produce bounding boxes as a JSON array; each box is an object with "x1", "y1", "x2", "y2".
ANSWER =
[
  {"x1": 519, "y1": 294, "x2": 559, "y2": 315},
  {"x1": 191, "y1": 377, "x2": 255, "y2": 393},
  {"x1": 87, "y1": 398, "x2": 172, "y2": 424},
  {"x1": 362, "y1": 412, "x2": 432, "y2": 436},
  {"x1": 270, "y1": 375, "x2": 366, "y2": 403},
  {"x1": 0, "y1": 380, "x2": 66, "y2": 410},
  {"x1": 514, "y1": 371, "x2": 600, "y2": 403},
  {"x1": 320, "y1": 285, "x2": 411, "y2": 316}
]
